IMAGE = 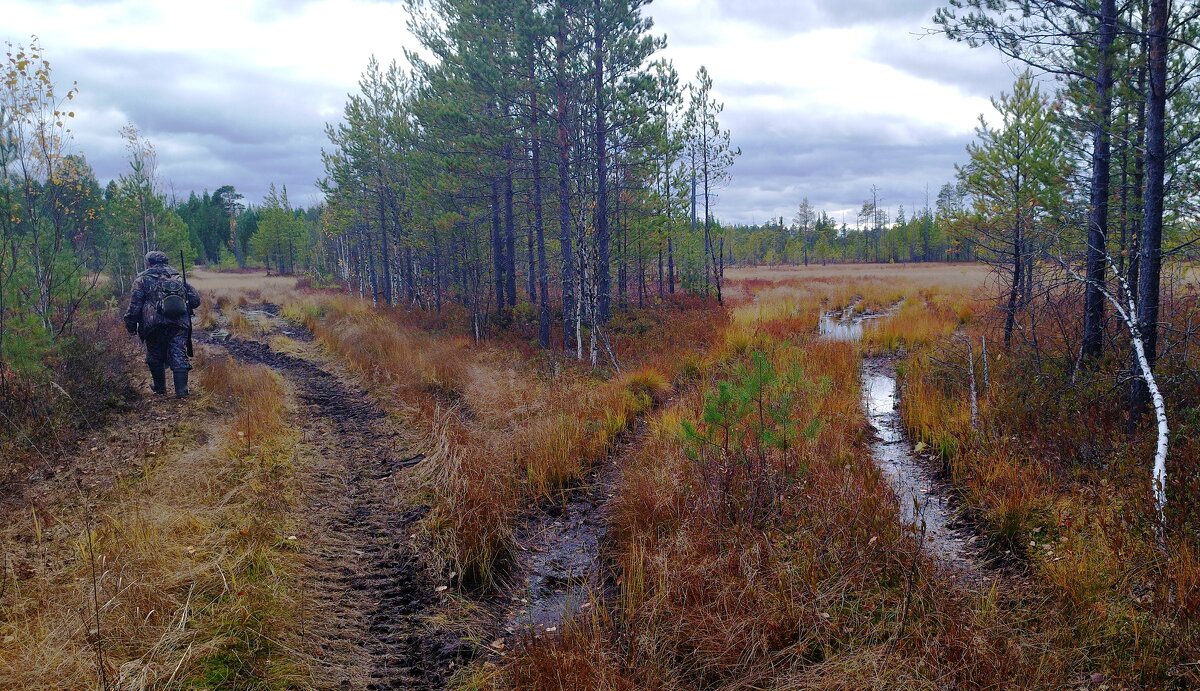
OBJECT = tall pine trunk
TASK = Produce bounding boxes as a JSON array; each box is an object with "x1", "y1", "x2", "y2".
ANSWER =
[
  {"x1": 555, "y1": 9, "x2": 576, "y2": 350},
  {"x1": 1128, "y1": 0, "x2": 1148, "y2": 301},
  {"x1": 491, "y1": 177, "x2": 505, "y2": 314},
  {"x1": 594, "y1": 0, "x2": 611, "y2": 322},
  {"x1": 377, "y1": 189, "x2": 393, "y2": 306},
  {"x1": 1082, "y1": 0, "x2": 1117, "y2": 361},
  {"x1": 1005, "y1": 209, "x2": 1023, "y2": 348},
  {"x1": 504, "y1": 136, "x2": 517, "y2": 308},
  {"x1": 531, "y1": 51, "x2": 550, "y2": 349},
  {"x1": 664, "y1": 156, "x2": 675, "y2": 294},
  {"x1": 1131, "y1": 0, "x2": 1169, "y2": 421}
]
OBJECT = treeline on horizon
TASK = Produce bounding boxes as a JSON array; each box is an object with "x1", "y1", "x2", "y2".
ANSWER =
[{"x1": 724, "y1": 186, "x2": 975, "y2": 267}]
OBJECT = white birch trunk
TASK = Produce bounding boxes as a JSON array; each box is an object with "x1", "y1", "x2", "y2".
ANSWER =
[
  {"x1": 1064, "y1": 256, "x2": 1169, "y2": 534},
  {"x1": 981, "y1": 335, "x2": 989, "y2": 390}
]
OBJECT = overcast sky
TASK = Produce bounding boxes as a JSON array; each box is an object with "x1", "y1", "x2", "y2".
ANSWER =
[{"x1": 5, "y1": 0, "x2": 1021, "y2": 225}]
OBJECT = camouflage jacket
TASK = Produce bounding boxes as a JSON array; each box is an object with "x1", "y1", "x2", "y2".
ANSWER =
[{"x1": 123, "y1": 266, "x2": 201, "y2": 334}]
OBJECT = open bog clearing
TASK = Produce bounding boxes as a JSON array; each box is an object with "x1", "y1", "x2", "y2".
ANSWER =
[
  {"x1": 7, "y1": 260, "x2": 1196, "y2": 690},
  {"x1": 186, "y1": 268, "x2": 303, "y2": 296},
  {"x1": 727, "y1": 261, "x2": 992, "y2": 286}
]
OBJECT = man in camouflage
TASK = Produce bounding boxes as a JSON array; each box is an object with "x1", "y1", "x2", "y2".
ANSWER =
[{"x1": 123, "y1": 251, "x2": 202, "y2": 397}]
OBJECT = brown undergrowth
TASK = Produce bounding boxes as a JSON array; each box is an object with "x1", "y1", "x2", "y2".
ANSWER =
[
  {"x1": 495, "y1": 270, "x2": 1081, "y2": 689},
  {"x1": 0, "y1": 350, "x2": 305, "y2": 689},
  {"x1": 0, "y1": 312, "x2": 140, "y2": 494},
  {"x1": 893, "y1": 282, "x2": 1200, "y2": 686}
]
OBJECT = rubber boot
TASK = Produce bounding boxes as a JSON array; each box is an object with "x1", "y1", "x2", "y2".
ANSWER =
[
  {"x1": 173, "y1": 369, "x2": 190, "y2": 398},
  {"x1": 149, "y1": 364, "x2": 167, "y2": 395}
]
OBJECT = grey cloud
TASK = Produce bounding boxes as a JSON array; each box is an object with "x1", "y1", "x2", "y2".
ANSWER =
[
  {"x1": 59, "y1": 47, "x2": 335, "y2": 204},
  {"x1": 715, "y1": 0, "x2": 940, "y2": 32},
  {"x1": 863, "y1": 30, "x2": 1020, "y2": 98},
  {"x1": 27, "y1": 0, "x2": 1012, "y2": 222},
  {"x1": 248, "y1": 0, "x2": 324, "y2": 22},
  {"x1": 714, "y1": 110, "x2": 969, "y2": 223}
]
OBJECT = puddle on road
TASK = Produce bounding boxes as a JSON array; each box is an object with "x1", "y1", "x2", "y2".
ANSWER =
[
  {"x1": 506, "y1": 473, "x2": 608, "y2": 633},
  {"x1": 862, "y1": 357, "x2": 978, "y2": 569},
  {"x1": 501, "y1": 425, "x2": 645, "y2": 639},
  {"x1": 821, "y1": 311, "x2": 983, "y2": 574}
]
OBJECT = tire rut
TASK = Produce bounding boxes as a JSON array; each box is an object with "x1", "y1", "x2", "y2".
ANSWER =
[
  {"x1": 494, "y1": 418, "x2": 650, "y2": 647},
  {"x1": 202, "y1": 316, "x2": 449, "y2": 689},
  {"x1": 821, "y1": 308, "x2": 996, "y2": 582}
]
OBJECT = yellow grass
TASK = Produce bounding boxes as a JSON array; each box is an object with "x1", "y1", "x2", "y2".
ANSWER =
[
  {"x1": 186, "y1": 268, "x2": 300, "y2": 295},
  {"x1": 290, "y1": 296, "x2": 677, "y2": 586},
  {"x1": 187, "y1": 269, "x2": 303, "y2": 317},
  {"x1": 503, "y1": 267, "x2": 1073, "y2": 688},
  {"x1": 725, "y1": 261, "x2": 991, "y2": 289},
  {"x1": 0, "y1": 352, "x2": 304, "y2": 689}
]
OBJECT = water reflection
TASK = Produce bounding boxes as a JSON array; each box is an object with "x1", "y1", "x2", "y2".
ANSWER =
[
  {"x1": 818, "y1": 314, "x2": 863, "y2": 341},
  {"x1": 862, "y1": 359, "x2": 978, "y2": 569},
  {"x1": 863, "y1": 369, "x2": 900, "y2": 443},
  {"x1": 817, "y1": 310, "x2": 982, "y2": 573}
]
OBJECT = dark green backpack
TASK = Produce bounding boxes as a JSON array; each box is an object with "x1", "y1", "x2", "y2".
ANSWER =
[{"x1": 157, "y1": 277, "x2": 189, "y2": 318}]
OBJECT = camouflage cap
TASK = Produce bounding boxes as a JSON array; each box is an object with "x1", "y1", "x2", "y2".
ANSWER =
[{"x1": 145, "y1": 250, "x2": 169, "y2": 266}]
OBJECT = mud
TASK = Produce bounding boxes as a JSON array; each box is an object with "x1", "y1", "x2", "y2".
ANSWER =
[
  {"x1": 495, "y1": 420, "x2": 647, "y2": 645},
  {"x1": 861, "y1": 356, "x2": 983, "y2": 574},
  {"x1": 203, "y1": 309, "x2": 452, "y2": 689}
]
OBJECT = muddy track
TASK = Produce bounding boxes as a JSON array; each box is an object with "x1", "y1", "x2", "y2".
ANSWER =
[
  {"x1": 861, "y1": 356, "x2": 989, "y2": 578},
  {"x1": 493, "y1": 418, "x2": 648, "y2": 647},
  {"x1": 821, "y1": 310, "x2": 993, "y2": 580},
  {"x1": 202, "y1": 314, "x2": 450, "y2": 689}
]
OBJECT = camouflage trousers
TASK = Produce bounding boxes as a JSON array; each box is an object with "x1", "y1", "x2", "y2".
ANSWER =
[{"x1": 144, "y1": 326, "x2": 192, "y2": 372}]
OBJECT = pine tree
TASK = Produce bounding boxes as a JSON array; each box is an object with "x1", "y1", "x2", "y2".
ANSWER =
[{"x1": 960, "y1": 74, "x2": 1066, "y2": 348}]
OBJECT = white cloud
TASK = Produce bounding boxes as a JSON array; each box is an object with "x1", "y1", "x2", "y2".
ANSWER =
[{"x1": 6, "y1": 0, "x2": 418, "y2": 206}]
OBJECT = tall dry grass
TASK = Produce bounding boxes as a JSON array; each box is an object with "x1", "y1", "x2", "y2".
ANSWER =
[
  {"x1": 885, "y1": 271, "x2": 1200, "y2": 684},
  {"x1": 286, "y1": 295, "x2": 684, "y2": 586},
  {"x1": 501, "y1": 275, "x2": 1074, "y2": 688},
  {"x1": 863, "y1": 296, "x2": 963, "y2": 353},
  {"x1": 0, "y1": 352, "x2": 305, "y2": 689}
]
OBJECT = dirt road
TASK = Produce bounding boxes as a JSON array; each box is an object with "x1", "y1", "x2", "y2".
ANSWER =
[{"x1": 206, "y1": 308, "x2": 451, "y2": 689}]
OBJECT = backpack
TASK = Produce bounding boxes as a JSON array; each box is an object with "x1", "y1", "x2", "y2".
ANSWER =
[{"x1": 157, "y1": 277, "x2": 189, "y2": 318}]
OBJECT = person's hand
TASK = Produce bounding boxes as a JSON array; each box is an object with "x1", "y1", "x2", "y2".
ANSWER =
[{"x1": 125, "y1": 317, "x2": 139, "y2": 335}]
